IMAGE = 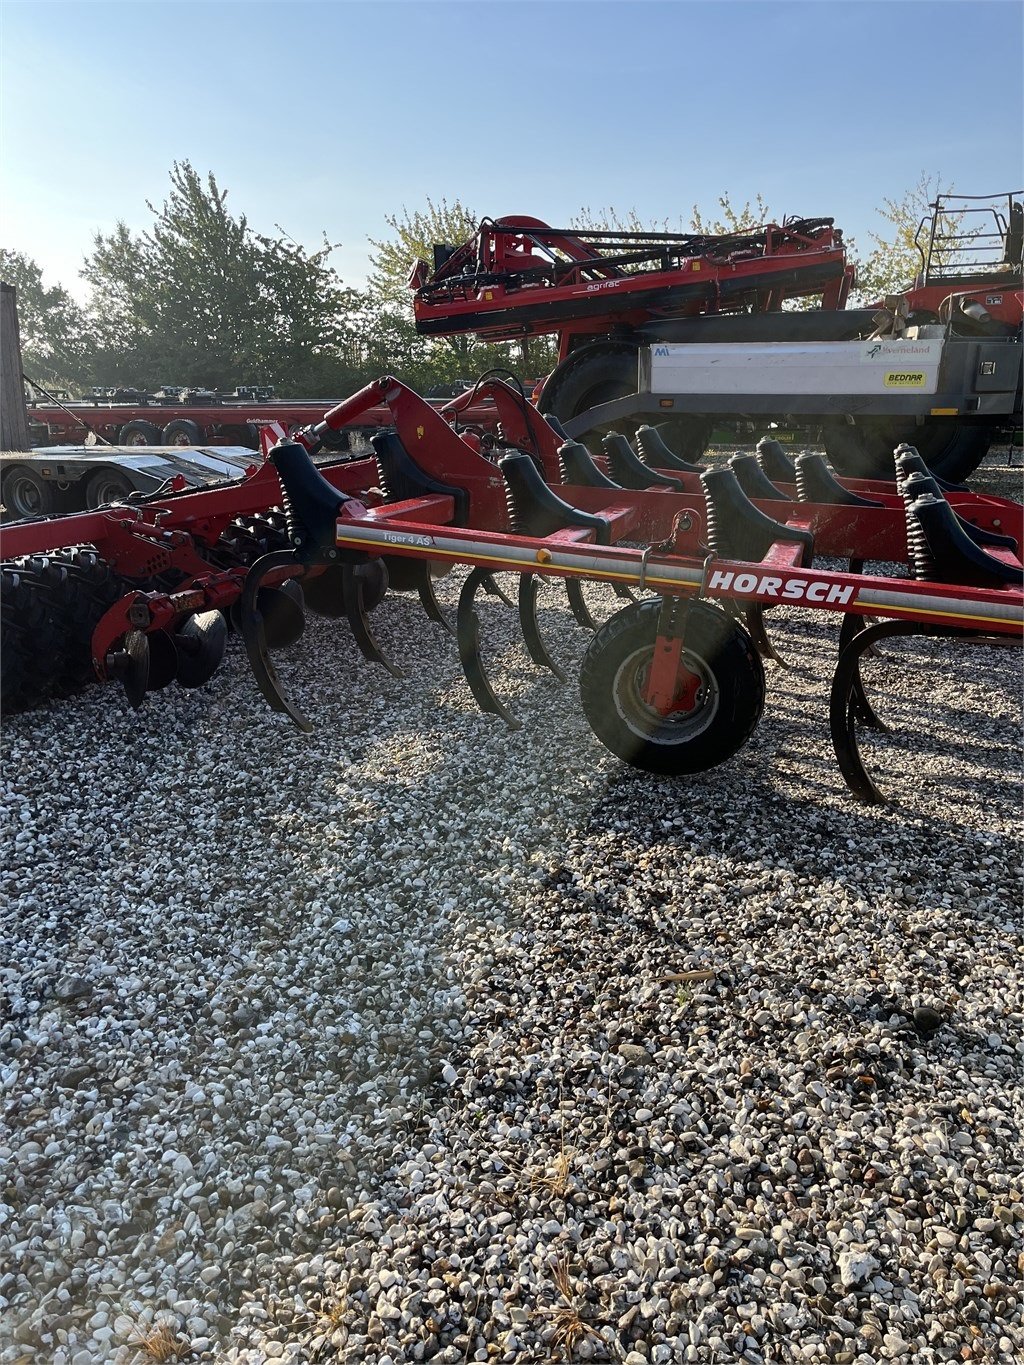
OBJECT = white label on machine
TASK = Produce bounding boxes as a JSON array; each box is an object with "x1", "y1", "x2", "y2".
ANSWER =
[{"x1": 647, "y1": 339, "x2": 944, "y2": 396}]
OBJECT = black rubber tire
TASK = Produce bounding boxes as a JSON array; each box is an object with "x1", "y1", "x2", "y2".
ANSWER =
[
  {"x1": 2, "y1": 465, "x2": 55, "y2": 519},
  {"x1": 1, "y1": 562, "x2": 54, "y2": 710},
  {"x1": 579, "y1": 599, "x2": 766, "y2": 775},
  {"x1": 0, "y1": 548, "x2": 124, "y2": 713},
  {"x1": 85, "y1": 469, "x2": 135, "y2": 508},
  {"x1": 537, "y1": 343, "x2": 639, "y2": 440},
  {"x1": 118, "y1": 420, "x2": 163, "y2": 446},
  {"x1": 162, "y1": 418, "x2": 204, "y2": 447},
  {"x1": 650, "y1": 415, "x2": 712, "y2": 464},
  {"x1": 823, "y1": 418, "x2": 993, "y2": 483}
]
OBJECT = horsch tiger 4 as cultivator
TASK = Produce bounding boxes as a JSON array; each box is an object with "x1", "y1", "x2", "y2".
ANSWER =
[{"x1": 1, "y1": 374, "x2": 1021, "y2": 802}]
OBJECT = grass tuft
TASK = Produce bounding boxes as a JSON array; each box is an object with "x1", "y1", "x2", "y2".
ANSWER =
[
  {"x1": 123, "y1": 1321, "x2": 188, "y2": 1362},
  {"x1": 543, "y1": 1254, "x2": 602, "y2": 1360}
]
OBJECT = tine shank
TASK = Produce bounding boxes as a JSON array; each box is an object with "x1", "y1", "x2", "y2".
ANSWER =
[{"x1": 457, "y1": 567, "x2": 522, "y2": 729}]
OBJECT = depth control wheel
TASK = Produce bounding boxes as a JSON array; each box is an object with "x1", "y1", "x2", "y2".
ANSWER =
[{"x1": 579, "y1": 598, "x2": 765, "y2": 774}]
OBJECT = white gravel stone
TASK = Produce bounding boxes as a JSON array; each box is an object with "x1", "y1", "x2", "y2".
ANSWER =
[{"x1": 1, "y1": 449, "x2": 1021, "y2": 1365}]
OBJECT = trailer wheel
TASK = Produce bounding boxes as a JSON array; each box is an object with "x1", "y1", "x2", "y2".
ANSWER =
[
  {"x1": 651, "y1": 415, "x2": 712, "y2": 464},
  {"x1": 162, "y1": 418, "x2": 203, "y2": 446},
  {"x1": 823, "y1": 418, "x2": 993, "y2": 482},
  {"x1": 85, "y1": 469, "x2": 135, "y2": 508},
  {"x1": 2, "y1": 466, "x2": 55, "y2": 519},
  {"x1": 538, "y1": 342, "x2": 639, "y2": 440},
  {"x1": 579, "y1": 598, "x2": 765, "y2": 775},
  {"x1": 119, "y1": 419, "x2": 163, "y2": 446}
]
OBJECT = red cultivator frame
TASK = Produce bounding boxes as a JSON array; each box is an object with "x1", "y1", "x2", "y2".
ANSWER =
[
  {"x1": 232, "y1": 380, "x2": 1021, "y2": 803},
  {"x1": 2, "y1": 375, "x2": 1020, "y2": 802}
]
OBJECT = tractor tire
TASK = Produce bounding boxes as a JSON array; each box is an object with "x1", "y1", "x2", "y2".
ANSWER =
[
  {"x1": 2, "y1": 465, "x2": 55, "y2": 519},
  {"x1": 118, "y1": 420, "x2": 163, "y2": 446},
  {"x1": 0, "y1": 548, "x2": 124, "y2": 713},
  {"x1": 649, "y1": 415, "x2": 712, "y2": 465},
  {"x1": 823, "y1": 418, "x2": 993, "y2": 483},
  {"x1": 85, "y1": 469, "x2": 135, "y2": 508},
  {"x1": 1, "y1": 562, "x2": 55, "y2": 711},
  {"x1": 162, "y1": 419, "x2": 204, "y2": 446},
  {"x1": 537, "y1": 343, "x2": 640, "y2": 441},
  {"x1": 579, "y1": 598, "x2": 765, "y2": 775}
]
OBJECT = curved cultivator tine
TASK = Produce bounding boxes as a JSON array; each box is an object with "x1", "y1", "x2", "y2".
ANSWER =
[
  {"x1": 457, "y1": 567, "x2": 522, "y2": 730},
  {"x1": 482, "y1": 574, "x2": 517, "y2": 609},
  {"x1": 836, "y1": 613, "x2": 889, "y2": 732},
  {"x1": 565, "y1": 578, "x2": 598, "y2": 630},
  {"x1": 613, "y1": 585, "x2": 638, "y2": 602},
  {"x1": 830, "y1": 619, "x2": 921, "y2": 803},
  {"x1": 239, "y1": 550, "x2": 312, "y2": 733},
  {"x1": 518, "y1": 575, "x2": 567, "y2": 682},
  {"x1": 343, "y1": 563, "x2": 406, "y2": 679},
  {"x1": 744, "y1": 603, "x2": 800, "y2": 670},
  {"x1": 415, "y1": 561, "x2": 455, "y2": 635}
]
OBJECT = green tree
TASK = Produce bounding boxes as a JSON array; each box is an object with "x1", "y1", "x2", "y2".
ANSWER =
[
  {"x1": 0, "y1": 250, "x2": 95, "y2": 389},
  {"x1": 689, "y1": 192, "x2": 772, "y2": 235},
  {"x1": 81, "y1": 161, "x2": 362, "y2": 393},
  {"x1": 852, "y1": 172, "x2": 959, "y2": 303}
]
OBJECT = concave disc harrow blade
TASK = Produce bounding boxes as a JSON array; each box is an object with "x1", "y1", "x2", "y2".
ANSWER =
[
  {"x1": 146, "y1": 630, "x2": 179, "y2": 691},
  {"x1": 110, "y1": 629, "x2": 150, "y2": 710},
  {"x1": 301, "y1": 565, "x2": 349, "y2": 619},
  {"x1": 518, "y1": 575, "x2": 566, "y2": 682},
  {"x1": 174, "y1": 610, "x2": 228, "y2": 688},
  {"x1": 230, "y1": 580, "x2": 305, "y2": 649},
  {"x1": 239, "y1": 550, "x2": 312, "y2": 733},
  {"x1": 457, "y1": 567, "x2": 522, "y2": 730}
]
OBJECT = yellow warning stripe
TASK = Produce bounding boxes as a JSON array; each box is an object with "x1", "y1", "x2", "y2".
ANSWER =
[
  {"x1": 852, "y1": 596, "x2": 1024, "y2": 629},
  {"x1": 337, "y1": 530, "x2": 1022, "y2": 633}
]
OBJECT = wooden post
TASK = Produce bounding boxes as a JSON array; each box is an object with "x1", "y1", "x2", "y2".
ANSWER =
[{"x1": 1, "y1": 282, "x2": 32, "y2": 451}]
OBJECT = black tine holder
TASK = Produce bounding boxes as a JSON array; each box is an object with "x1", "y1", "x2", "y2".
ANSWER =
[
  {"x1": 729, "y1": 454, "x2": 790, "y2": 502},
  {"x1": 635, "y1": 424, "x2": 706, "y2": 474},
  {"x1": 500, "y1": 452, "x2": 612, "y2": 543},
  {"x1": 701, "y1": 467, "x2": 815, "y2": 566},
  {"x1": 603, "y1": 432, "x2": 684, "y2": 489},
  {"x1": 795, "y1": 453, "x2": 884, "y2": 508},
  {"x1": 756, "y1": 437, "x2": 796, "y2": 484},
  {"x1": 558, "y1": 440, "x2": 622, "y2": 490}
]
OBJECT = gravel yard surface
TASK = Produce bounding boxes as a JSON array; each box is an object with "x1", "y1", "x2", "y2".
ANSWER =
[{"x1": 1, "y1": 447, "x2": 1021, "y2": 1365}]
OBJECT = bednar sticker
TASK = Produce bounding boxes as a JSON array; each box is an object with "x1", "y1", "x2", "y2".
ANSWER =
[{"x1": 883, "y1": 371, "x2": 927, "y2": 388}]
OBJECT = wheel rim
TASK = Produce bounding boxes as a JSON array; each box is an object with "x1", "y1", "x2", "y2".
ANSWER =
[
  {"x1": 6, "y1": 475, "x2": 44, "y2": 517},
  {"x1": 613, "y1": 643, "x2": 720, "y2": 745},
  {"x1": 88, "y1": 477, "x2": 131, "y2": 507},
  {"x1": 169, "y1": 432, "x2": 192, "y2": 446}
]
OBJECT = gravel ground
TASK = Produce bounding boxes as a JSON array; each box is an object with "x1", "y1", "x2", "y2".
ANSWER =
[{"x1": 1, "y1": 445, "x2": 1021, "y2": 1365}]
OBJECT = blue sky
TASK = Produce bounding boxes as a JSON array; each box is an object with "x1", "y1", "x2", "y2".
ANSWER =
[{"x1": 1, "y1": 0, "x2": 1021, "y2": 300}]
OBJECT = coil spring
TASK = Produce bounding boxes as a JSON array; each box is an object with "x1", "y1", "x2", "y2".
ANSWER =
[{"x1": 901, "y1": 477, "x2": 938, "y2": 580}]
